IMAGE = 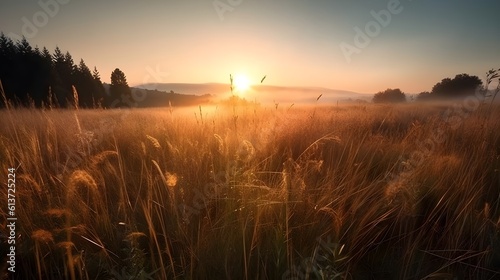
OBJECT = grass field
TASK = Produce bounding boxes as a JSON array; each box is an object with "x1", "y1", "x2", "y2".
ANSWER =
[{"x1": 1, "y1": 102, "x2": 499, "y2": 279}]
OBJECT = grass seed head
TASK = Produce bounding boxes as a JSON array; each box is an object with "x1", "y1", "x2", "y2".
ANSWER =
[
  {"x1": 31, "y1": 229, "x2": 54, "y2": 244},
  {"x1": 90, "y1": 150, "x2": 118, "y2": 167},
  {"x1": 68, "y1": 170, "x2": 98, "y2": 193},
  {"x1": 126, "y1": 231, "x2": 147, "y2": 242},
  {"x1": 146, "y1": 135, "x2": 161, "y2": 149},
  {"x1": 45, "y1": 208, "x2": 70, "y2": 218}
]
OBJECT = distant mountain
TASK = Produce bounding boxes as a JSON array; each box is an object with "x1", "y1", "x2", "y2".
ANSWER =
[
  {"x1": 136, "y1": 83, "x2": 371, "y2": 104},
  {"x1": 137, "y1": 83, "x2": 227, "y2": 96},
  {"x1": 103, "y1": 83, "x2": 212, "y2": 107}
]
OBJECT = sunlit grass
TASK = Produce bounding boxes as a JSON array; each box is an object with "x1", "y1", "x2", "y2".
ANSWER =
[{"x1": 0, "y1": 103, "x2": 499, "y2": 279}]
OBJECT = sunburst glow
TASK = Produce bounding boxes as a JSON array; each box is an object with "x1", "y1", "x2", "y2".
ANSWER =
[{"x1": 233, "y1": 74, "x2": 251, "y2": 93}]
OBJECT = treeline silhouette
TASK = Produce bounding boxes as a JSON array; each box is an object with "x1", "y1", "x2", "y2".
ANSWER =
[
  {"x1": 0, "y1": 34, "x2": 212, "y2": 109},
  {"x1": 416, "y1": 74, "x2": 484, "y2": 102},
  {"x1": 0, "y1": 33, "x2": 106, "y2": 108},
  {"x1": 372, "y1": 73, "x2": 485, "y2": 103}
]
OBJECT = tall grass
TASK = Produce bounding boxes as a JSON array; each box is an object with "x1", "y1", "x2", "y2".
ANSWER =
[{"x1": 0, "y1": 103, "x2": 499, "y2": 279}]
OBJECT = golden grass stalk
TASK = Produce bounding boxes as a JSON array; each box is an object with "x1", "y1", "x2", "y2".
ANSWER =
[
  {"x1": 32, "y1": 229, "x2": 54, "y2": 280},
  {"x1": 0, "y1": 79, "x2": 9, "y2": 110},
  {"x1": 72, "y1": 85, "x2": 79, "y2": 110}
]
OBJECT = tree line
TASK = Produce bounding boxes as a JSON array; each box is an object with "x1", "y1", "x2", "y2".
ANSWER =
[
  {"x1": 0, "y1": 34, "x2": 214, "y2": 109},
  {"x1": 0, "y1": 34, "x2": 135, "y2": 108},
  {"x1": 372, "y1": 73, "x2": 488, "y2": 103}
]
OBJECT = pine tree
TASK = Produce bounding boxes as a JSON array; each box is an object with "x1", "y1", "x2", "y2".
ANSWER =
[
  {"x1": 51, "y1": 48, "x2": 78, "y2": 107},
  {"x1": 63, "y1": 51, "x2": 77, "y2": 85},
  {"x1": 40, "y1": 47, "x2": 57, "y2": 107},
  {"x1": 0, "y1": 33, "x2": 17, "y2": 105},
  {"x1": 109, "y1": 68, "x2": 132, "y2": 107},
  {"x1": 92, "y1": 66, "x2": 101, "y2": 81},
  {"x1": 74, "y1": 59, "x2": 96, "y2": 107},
  {"x1": 30, "y1": 45, "x2": 51, "y2": 106},
  {"x1": 15, "y1": 37, "x2": 36, "y2": 105},
  {"x1": 92, "y1": 66, "x2": 106, "y2": 107}
]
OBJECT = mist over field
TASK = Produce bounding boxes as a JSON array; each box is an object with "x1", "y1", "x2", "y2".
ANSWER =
[{"x1": 136, "y1": 83, "x2": 371, "y2": 104}]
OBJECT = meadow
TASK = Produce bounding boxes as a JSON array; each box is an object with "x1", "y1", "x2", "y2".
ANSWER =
[{"x1": 0, "y1": 102, "x2": 499, "y2": 279}]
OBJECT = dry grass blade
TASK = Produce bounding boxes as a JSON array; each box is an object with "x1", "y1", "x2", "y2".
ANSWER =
[{"x1": 0, "y1": 79, "x2": 9, "y2": 110}]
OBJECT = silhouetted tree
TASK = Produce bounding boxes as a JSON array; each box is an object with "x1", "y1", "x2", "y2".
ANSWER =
[
  {"x1": 39, "y1": 47, "x2": 56, "y2": 105},
  {"x1": 52, "y1": 46, "x2": 72, "y2": 106},
  {"x1": 29, "y1": 45, "x2": 52, "y2": 106},
  {"x1": 416, "y1": 91, "x2": 433, "y2": 102},
  {"x1": 14, "y1": 38, "x2": 34, "y2": 105},
  {"x1": 373, "y1": 88, "x2": 406, "y2": 103},
  {"x1": 431, "y1": 74, "x2": 482, "y2": 98},
  {"x1": 0, "y1": 34, "x2": 16, "y2": 107},
  {"x1": 92, "y1": 67, "x2": 101, "y2": 81},
  {"x1": 63, "y1": 51, "x2": 77, "y2": 84},
  {"x1": 109, "y1": 68, "x2": 132, "y2": 107},
  {"x1": 1, "y1": 38, "x2": 17, "y2": 104},
  {"x1": 74, "y1": 59, "x2": 96, "y2": 108},
  {"x1": 92, "y1": 66, "x2": 106, "y2": 106}
]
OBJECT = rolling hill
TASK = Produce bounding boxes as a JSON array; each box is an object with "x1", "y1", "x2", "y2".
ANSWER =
[{"x1": 135, "y1": 83, "x2": 371, "y2": 105}]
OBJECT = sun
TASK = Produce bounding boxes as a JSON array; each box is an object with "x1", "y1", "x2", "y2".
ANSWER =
[{"x1": 233, "y1": 74, "x2": 251, "y2": 93}]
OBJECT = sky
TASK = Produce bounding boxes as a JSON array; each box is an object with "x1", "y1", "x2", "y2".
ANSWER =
[{"x1": 1, "y1": 0, "x2": 499, "y2": 94}]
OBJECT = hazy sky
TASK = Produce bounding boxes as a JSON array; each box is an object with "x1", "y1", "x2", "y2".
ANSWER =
[{"x1": 1, "y1": 0, "x2": 499, "y2": 93}]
